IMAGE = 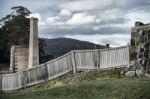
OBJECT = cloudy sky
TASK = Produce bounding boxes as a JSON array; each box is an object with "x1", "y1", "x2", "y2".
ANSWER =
[{"x1": 1, "y1": 0, "x2": 150, "y2": 47}]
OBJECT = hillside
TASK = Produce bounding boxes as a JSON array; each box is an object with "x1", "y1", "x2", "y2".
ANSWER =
[
  {"x1": 0, "y1": 38, "x2": 105, "y2": 68},
  {"x1": 1, "y1": 70, "x2": 150, "y2": 99},
  {"x1": 42, "y1": 38, "x2": 105, "y2": 58}
]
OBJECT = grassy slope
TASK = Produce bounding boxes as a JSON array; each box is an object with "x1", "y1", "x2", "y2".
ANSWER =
[{"x1": 1, "y1": 70, "x2": 150, "y2": 99}]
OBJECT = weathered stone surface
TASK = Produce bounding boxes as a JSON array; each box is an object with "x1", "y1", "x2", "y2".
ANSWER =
[
  {"x1": 128, "y1": 61, "x2": 138, "y2": 71},
  {"x1": 28, "y1": 17, "x2": 39, "y2": 68},
  {"x1": 120, "y1": 70, "x2": 125, "y2": 75},
  {"x1": 131, "y1": 22, "x2": 150, "y2": 74},
  {"x1": 10, "y1": 46, "x2": 15, "y2": 72},
  {"x1": 125, "y1": 71, "x2": 135, "y2": 77},
  {"x1": 10, "y1": 46, "x2": 29, "y2": 72},
  {"x1": 136, "y1": 69, "x2": 144, "y2": 76},
  {"x1": 15, "y1": 47, "x2": 29, "y2": 72}
]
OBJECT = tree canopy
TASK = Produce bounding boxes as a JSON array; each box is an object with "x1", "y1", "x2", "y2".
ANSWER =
[{"x1": 0, "y1": 6, "x2": 46, "y2": 64}]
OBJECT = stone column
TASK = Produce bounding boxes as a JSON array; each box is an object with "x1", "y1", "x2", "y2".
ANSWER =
[
  {"x1": 10, "y1": 46, "x2": 16, "y2": 72},
  {"x1": 28, "y1": 17, "x2": 39, "y2": 68}
]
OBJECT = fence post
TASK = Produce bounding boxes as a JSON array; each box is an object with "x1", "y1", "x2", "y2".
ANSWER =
[
  {"x1": 44, "y1": 63, "x2": 49, "y2": 80},
  {"x1": 97, "y1": 49, "x2": 100, "y2": 68},
  {"x1": 71, "y1": 51, "x2": 76, "y2": 74}
]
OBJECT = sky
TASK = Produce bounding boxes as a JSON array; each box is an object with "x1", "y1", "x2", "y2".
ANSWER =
[{"x1": 0, "y1": 0, "x2": 150, "y2": 47}]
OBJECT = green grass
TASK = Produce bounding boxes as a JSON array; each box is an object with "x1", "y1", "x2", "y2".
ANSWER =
[{"x1": 1, "y1": 70, "x2": 150, "y2": 99}]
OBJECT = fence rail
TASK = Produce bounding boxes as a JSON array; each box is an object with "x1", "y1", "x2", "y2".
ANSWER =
[{"x1": 0, "y1": 46, "x2": 130, "y2": 92}]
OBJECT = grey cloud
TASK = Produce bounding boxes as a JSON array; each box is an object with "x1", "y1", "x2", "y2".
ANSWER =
[
  {"x1": 39, "y1": 25, "x2": 130, "y2": 38},
  {"x1": 1, "y1": 0, "x2": 150, "y2": 46},
  {"x1": 99, "y1": 17, "x2": 129, "y2": 25},
  {"x1": 58, "y1": 0, "x2": 150, "y2": 12}
]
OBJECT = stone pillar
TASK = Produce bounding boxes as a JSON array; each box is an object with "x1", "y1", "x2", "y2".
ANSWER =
[
  {"x1": 10, "y1": 46, "x2": 16, "y2": 72},
  {"x1": 28, "y1": 17, "x2": 39, "y2": 68}
]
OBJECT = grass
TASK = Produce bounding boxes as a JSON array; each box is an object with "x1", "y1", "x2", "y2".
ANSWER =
[{"x1": 1, "y1": 69, "x2": 150, "y2": 99}]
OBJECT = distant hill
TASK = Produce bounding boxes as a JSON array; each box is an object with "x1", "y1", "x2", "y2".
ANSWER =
[{"x1": 42, "y1": 38, "x2": 105, "y2": 58}]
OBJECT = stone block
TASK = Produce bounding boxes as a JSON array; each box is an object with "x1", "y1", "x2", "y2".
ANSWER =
[
  {"x1": 135, "y1": 69, "x2": 144, "y2": 76},
  {"x1": 125, "y1": 71, "x2": 135, "y2": 77}
]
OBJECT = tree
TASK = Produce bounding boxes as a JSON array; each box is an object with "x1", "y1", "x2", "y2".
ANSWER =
[
  {"x1": 11, "y1": 6, "x2": 31, "y2": 16},
  {"x1": 0, "y1": 6, "x2": 31, "y2": 64},
  {"x1": 39, "y1": 39, "x2": 47, "y2": 63},
  {"x1": 0, "y1": 6, "x2": 31, "y2": 46},
  {"x1": 0, "y1": 24, "x2": 9, "y2": 63},
  {"x1": 0, "y1": 6, "x2": 46, "y2": 64}
]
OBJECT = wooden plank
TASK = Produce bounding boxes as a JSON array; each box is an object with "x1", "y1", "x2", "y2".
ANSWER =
[
  {"x1": 71, "y1": 51, "x2": 76, "y2": 74},
  {"x1": 127, "y1": 44, "x2": 130, "y2": 68}
]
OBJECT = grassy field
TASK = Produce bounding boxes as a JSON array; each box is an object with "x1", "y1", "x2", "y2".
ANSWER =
[{"x1": 1, "y1": 70, "x2": 150, "y2": 99}]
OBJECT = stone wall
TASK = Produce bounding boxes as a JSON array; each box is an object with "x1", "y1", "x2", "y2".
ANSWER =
[
  {"x1": 10, "y1": 46, "x2": 29, "y2": 72},
  {"x1": 130, "y1": 22, "x2": 150, "y2": 74}
]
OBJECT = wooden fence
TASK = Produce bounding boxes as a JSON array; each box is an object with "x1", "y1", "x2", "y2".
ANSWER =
[
  {"x1": 74, "y1": 46, "x2": 129, "y2": 71},
  {"x1": 0, "y1": 46, "x2": 130, "y2": 92}
]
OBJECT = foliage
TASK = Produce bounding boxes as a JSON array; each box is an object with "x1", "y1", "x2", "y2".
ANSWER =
[
  {"x1": 0, "y1": 6, "x2": 31, "y2": 63},
  {"x1": 0, "y1": 6, "x2": 46, "y2": 64},
  {"x1": 0, "y1": 28, "x2": 9, "y2": 62},
  {"x1": 42, "y1": 38, "x2": 105, "y2": 58},
  {"x1": 39, "y1": 39, "x2": 54, "y2": 63},
  {"x1": 11, "y1": 6, "x2": 31, "y2": 16}
]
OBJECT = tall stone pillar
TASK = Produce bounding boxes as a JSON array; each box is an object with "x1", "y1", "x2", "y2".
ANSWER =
[
  {"x1": 28, "y1": 17, "x2": 39, "y2": 68},
  {"x1": 10, "y1": 46, "x2": 16, "y2": 72}
]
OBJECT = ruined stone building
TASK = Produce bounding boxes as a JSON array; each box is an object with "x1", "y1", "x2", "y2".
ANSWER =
[
  {"x1": 10, "y1": 17, "x2": 39, "y2": 72},
  {"x1": 10, "y1": 46, "x2": 29, "y2": 72},
  {"x1": 131, "y1": 22, "x2": 150, "y2": 73}
]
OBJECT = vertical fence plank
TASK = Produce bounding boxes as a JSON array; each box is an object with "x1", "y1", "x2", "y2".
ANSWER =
[
  {"x1": 71, "y1": 51, "x2": 76, "y2": 74},
  {"x1": 127, "y1": 44, "x2": 130, "y2": 68}
]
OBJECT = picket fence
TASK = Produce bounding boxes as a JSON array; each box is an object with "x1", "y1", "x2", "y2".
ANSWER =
[{"x1": 0, "y1": 46, "x2": 130, "y2": 92}]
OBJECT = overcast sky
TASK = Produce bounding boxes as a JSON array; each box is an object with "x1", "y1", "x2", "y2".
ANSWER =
[{"x1": 1, "y1": 0, "x2": 150, "y2": 47}]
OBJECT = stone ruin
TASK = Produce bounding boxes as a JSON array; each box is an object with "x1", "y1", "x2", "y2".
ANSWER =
[
  {"x1": 28, "y1": 18, "x2": 39, "y2": 69},
  {"x1": 130, "y1": 21, "x2": 150, "y2": 75},
  {"x1": 10, "y1": 46, "x2": 29, "y2": 72},
  {"x1": 10, "y1": 17, "x2": 39, "y2": 72}
]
